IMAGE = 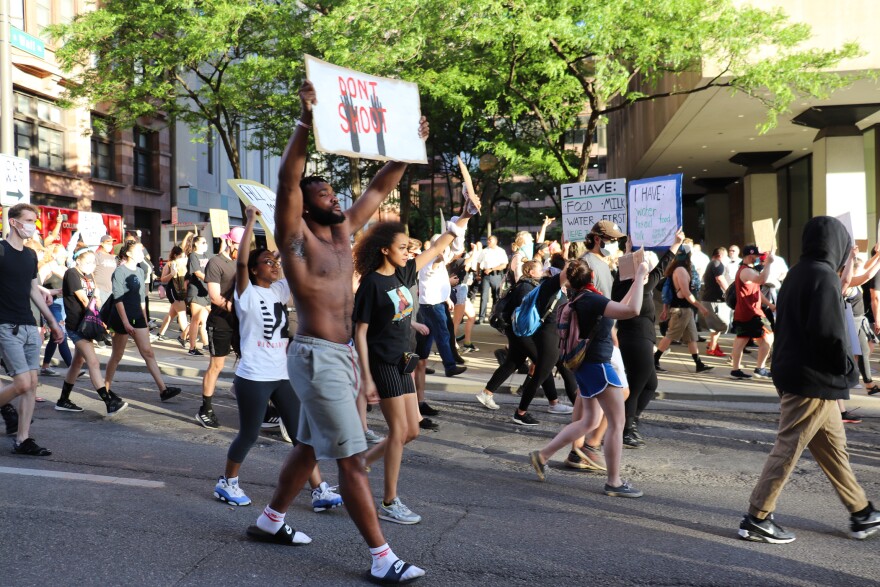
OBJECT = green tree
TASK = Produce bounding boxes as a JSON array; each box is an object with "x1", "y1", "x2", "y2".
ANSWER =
[
  {"x1": 49, "y1": 0, "x2": 309, "y2": 180},
  {"x1": 312, "y1": 0, "x2": 861, "y2": 184}
]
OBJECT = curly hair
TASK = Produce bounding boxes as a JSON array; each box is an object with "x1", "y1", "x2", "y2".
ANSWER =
[{"x1": 353, "y1": 221, "x2": 406, "y2": 277}]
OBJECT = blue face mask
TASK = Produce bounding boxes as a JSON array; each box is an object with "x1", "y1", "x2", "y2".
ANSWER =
[{"x1": 520, "y1": 242, "x2": 534, "y2": 259}]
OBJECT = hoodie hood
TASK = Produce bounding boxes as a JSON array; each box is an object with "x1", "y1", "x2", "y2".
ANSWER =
[{"x1": 800, "y1": 216, "x2": 851, "y2": 272}]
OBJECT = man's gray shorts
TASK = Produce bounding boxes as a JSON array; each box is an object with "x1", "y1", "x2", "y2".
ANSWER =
[
  {"x1": 288, "y1": 335, "x2": 368, "y2": 461},
  {"x1": 0, "y1": 324, "x2": 40, "y2": 376}
]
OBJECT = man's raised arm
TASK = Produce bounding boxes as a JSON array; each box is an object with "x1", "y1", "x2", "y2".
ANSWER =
[
  {"x1": 276, "y1": 81, "x2": 315, "y2": 248},
  {"x1": 346, "y1": 117, "x2": 430, "y2": 232}
]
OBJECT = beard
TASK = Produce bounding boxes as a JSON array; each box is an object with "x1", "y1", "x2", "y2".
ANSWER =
[{"x1": 306, "y1": 203, "x2": 346, "y2": 226}]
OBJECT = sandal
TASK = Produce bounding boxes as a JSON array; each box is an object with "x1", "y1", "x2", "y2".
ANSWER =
[
  {"x1": 366, "y1": 560, "x2": 424, "y2": 585},
  {"x1": 12, "y1": 438, "x2": 52, "y2": 456}
]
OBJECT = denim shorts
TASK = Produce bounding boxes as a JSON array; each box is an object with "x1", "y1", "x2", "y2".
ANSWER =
[{"x1": 0, "y1": 323, "x2": 41, "y2": 376}]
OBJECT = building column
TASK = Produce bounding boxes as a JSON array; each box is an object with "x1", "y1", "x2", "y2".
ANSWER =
[
  {"x1": 729, "y1": 152, "x2": 789, "y2": 245},
  {"x1": 694, "y1": 177, "x2": 736, "y2": 251},
  {"x1": 812, "y1": 125, "x2": 868, "y2": 240}
]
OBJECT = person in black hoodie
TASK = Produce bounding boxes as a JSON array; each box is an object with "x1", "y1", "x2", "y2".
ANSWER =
[{"x1": 738, "y1": 216, "x2": 880, "y2": 544}]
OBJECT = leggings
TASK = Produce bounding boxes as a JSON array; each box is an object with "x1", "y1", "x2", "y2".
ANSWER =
[
  {"x1": 518, "y1": 323, "x2": 578, "y2": 411},
  {"x1": 619, "y1": 334, "x2": 658, "y2": 420},
  {"x1": 227, "y1": 376, "x2": 301, "y2": 464},
  {"x1": 484, "y1": 327, "x2": 568, "y2": 403},
  {"x1": 44, "y1": 303, "x2": 72, "y2": 367},
  {"x1": 854, "y1": 314, "x2": 873, "y2": 384}
]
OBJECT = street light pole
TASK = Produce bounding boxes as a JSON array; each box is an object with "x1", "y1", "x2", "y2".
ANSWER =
[
  {"x1": 0, "y1": 0, "x2": 13, "y2": 155},
  {"x1": 510, "y1": 191, "x2": 523, "y2": 232}
]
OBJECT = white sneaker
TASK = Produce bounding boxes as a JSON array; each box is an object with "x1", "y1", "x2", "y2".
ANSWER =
[
  {"x1": 365, "y1": 429, "x2": 385, "y2": 444},
  {"x1": 547, "y1": 403, "x2": 574, "y2": 414},
  {"x1": 311, "y1": 481, "x2": 343, "y2": 512},
  {"x1": 378, "y1": 497, "x2": 421, "y2": 524},
  {"x1": 475, "y1": 390, "x2": 500, "y2": 410},
  {"x1": 214, "y1": 477, "x2": 251, "y2": 506}
]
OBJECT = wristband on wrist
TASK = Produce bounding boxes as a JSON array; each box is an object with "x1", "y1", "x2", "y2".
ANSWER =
[{"x1": 296, "y1": 119, "x2": 312, "y2": 129}]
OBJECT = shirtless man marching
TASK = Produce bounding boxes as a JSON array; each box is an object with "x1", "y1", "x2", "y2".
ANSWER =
[{"x1": 246, "y1": 80, "x2": 426, "y2": 584}]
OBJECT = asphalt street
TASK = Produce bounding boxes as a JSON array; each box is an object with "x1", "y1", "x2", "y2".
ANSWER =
[{"x1": 1, "y1": 299, "x2": 880, "y2": 586}]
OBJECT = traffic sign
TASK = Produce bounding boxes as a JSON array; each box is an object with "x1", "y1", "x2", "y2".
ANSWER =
[{"x1": 0, "y1": 154, "x2": 30, "y2": 207}]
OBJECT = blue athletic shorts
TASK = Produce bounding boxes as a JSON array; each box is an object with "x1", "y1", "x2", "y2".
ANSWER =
[{"x1": 575, "y1": 362, "x2": 623, "y2": 398}]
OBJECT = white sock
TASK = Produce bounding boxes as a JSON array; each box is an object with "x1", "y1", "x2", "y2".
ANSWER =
[
  {"x1": 256, "y1": 505, "x2": 285, "y2": 534},
  {"x1": 370, "y1": 544, "x2": 425, "y2": 581},
  {"x1": 227, "y1": 476, "x2": 239, "y2": 486}
]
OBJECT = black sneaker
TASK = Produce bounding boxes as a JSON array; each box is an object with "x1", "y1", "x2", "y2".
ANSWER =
[
  {"x1": 196, "y1": 406, "x2": 220, "y2": 429},
  {"x1": 841, "y1": 411, "x2": 862, "y2": 424},
  {"x1": 2, "y1": 404, "x2": 19, "y2": 436},
  {"x1": 850, "y1": 503, "x2": 880, "y2": 540},
  {"x1": 754, "y1": 367, "x2": 772, "y2": 378},
  {"x1": 654, "y1": 363, "x2": 667, "y2": 373},
  {"x1": 462, "y1": 343, "x2": 479, "y2": 353},
  {"x1": 455, "y1": 334, "x2": 465, "y2": 342},
  {"x1": 424, "y1": 367, "x2": 436, "y2": 375},
  {"x1": 738, "y1": 513, "x2": 796, "y2": 544},
  {"x1": 512, "y1": 411, "x2": 539, "y2": 426},
  {"x1": 55, "y1": 398, "x2": 84, "y2": 412},
  {"x1": 12, "y1": 438, "x2": 52, "y2": 456},
  {"x1": 419, "y1": 417, "x2": 439, "y2": 430},
  {"x1": 730, "y1": 369, "x2": 753, "y2": 380},
  {"x1": 160, "y1": 387, "x2": 181, "y2": 402},
  {"x1": 419, "y1": 402, "x2": 439, "y2": 416},
  {"x1": 262, "y1": 405, "x2": 281, "y2": 429},
  {"x1": 445, "y1": 366, "x2": 467, "y2": 377},
  {"x1": 188, "y1": 348, "x2": 204, "y2": 357},
  {"x1": 695, "y1": 363, "x2": 714, "y2": 374},
  {"x1": 105, "y1": 395, "x2": 129, "y2": 416},
  {"x1": 623, "y1": 430, "x2": 645, "y2": 449}
]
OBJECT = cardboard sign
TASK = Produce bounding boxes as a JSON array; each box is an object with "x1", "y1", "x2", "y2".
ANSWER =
[
  {"x1": 305, "y1": 55, "x2": 427, "y2": 164},
  {"x1": 77, "y1": 211, "x2": 106, "y2": 247},
  {"x1": 227, "y1": 179, "x2": 277, "y2": 250},
  {"x1": 627, "y1": 174, "x2": 682, "y2": 248},
  {"x1": 457, "y1": 156, "x2": 481, "y2": 213},
  {"x1": 617, "y1": 248, "x2": 645, "y2": 281},
  {"x1": 209, "y1": 208, "x2": 230, "y2": 239},
  {"x1": 560, "y1": 179, "x2": 627, "y2": 243},
  {"x1": 837, "y1": 212, "x2": 854, "y2": 243},
  {"x1": 753, "y1": 218, "x2": 776, "y2": 254}
]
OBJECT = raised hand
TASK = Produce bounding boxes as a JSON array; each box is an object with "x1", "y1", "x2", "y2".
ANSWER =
[
  {"x1": 300, "y1": 80, "x2": 316, "y2": 112},
  {"x1": 340, "y1": 93, "x2": 360, "y2": 152},
  {"x1": 370, "y1": 93, "x2": 386, "y2": 156},
  {"x1": 417, "y1": 116, "x2": 429, "y2": 140},
  {"x1": 245, "y1": 205, "x2": 261, "y2": 222}
]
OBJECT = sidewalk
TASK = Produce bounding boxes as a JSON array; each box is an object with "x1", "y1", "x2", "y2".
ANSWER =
[{"x1": 93, "y1": 294, "x2": 880, "y2": 413}]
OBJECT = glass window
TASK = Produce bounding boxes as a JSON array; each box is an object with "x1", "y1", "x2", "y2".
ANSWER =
[
  {"x1": 133, "y1": 128, "x2": 155, "y2": 188},
  {"x1": 9, "y1": 0, "x2": 24, "y2": 30},
  {"x1": 91, "y1": 117, "x2": 114, "y2": 180},
  {"x1": 13, "y1": 91, "x2": 65, "y2": 172},
  {"x1": 35, "y1": 0, "x2": 52, "y2": 31},
  {"x1": 59, "y1": 0, "x2": 76, "y2": 24}
]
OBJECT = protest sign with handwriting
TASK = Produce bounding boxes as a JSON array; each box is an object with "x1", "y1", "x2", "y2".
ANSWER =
[
  {"x1": 227, "y1": 180, "x2": 277, "y2": 250},
  {"x1": 627, "y1": 174, "x2": 682, "y2": 248},
  {"x1": 560, "y1": 179, "x2": 626, "y2": 243}
]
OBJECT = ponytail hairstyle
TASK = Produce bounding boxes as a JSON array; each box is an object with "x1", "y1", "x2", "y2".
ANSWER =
[
  {"x1": 565, "y1": 259, "x2": 594, "y2": 291},
  {"x1": 520, "y1": 259, "x2": 540, "y2": 279},
  {"x1": 117, "y1": 240, "x2": 140, "y2": 262}
]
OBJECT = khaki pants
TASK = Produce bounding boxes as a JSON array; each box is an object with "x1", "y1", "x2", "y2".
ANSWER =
[{"x1": 749, "y1": 393, "x2": 868, "y2": 518}]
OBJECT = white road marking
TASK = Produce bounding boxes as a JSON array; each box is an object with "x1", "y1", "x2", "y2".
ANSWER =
[{"x1": 0, "y1": 465, "x2": 164, "y2": 488}]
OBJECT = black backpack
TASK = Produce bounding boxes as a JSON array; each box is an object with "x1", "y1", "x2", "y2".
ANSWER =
[{"x1": 724, "y1": 282, "x2": 737, "y2": 310}]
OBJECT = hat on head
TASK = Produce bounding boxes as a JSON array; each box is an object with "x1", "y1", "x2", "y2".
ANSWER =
[
  {"x1": 742, "y1": 244, "x2": 761, "y2": 257},
  {"x1": 222, "y1": 226, "x2": 245, "y2": 244},
  {"x1": 100, "y1": 234, "x2": 114, "y2": 243},
  {"x1": 590, "y1": 220, "x2": 625, "y2": 240}
]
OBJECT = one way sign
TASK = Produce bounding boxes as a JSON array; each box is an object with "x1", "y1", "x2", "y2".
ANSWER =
[{"x1": 0, "y1": 154, "x2": 30, "y2": 207}]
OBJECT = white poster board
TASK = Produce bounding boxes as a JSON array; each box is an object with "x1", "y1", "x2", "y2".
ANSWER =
[
  {"x1": 305, "y1": 55, "x2": 427, "y2": 164},
  {"x1": 627, "y1": 174, "x2": 682, "y2": 248},
  {"x1": 77, "y1": 211, "x2": 107, "y2": 246},
  {"x1": 0, "y1": 154, "x2": 30, "y2": 206},
  {"x1": 559, "y1": 179, "x2": 627, "y2": 243},
  {"x1": 209, "y1": 208, "x2": 230, "y2": 239},
  {"x1": 227, "y1": 180, "x2": 277, "y2": 250}
]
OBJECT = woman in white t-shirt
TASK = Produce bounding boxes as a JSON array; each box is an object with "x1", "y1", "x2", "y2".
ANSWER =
[{"x1": 212, "y1": 206, "x2": 341, "y2": 513}]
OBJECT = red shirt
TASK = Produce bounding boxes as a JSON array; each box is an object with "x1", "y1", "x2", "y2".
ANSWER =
[{"x1": 733, "y1": 265, "x2": 764, "y2": 322}]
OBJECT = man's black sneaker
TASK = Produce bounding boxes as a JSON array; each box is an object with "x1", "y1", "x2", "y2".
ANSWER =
[
  {"x1": 2, "y1": 404, "x2": 19, "y2": 436},
  {"x1": 841, "y1": 410, "x2": 862, "y2": 424},
  {"x1": 424, "y1": 367, "x2": 436, "y2": 375},
  {"x1": 730, "y1": 369, "x2": 753, "y2": 380},
  {"x1": 462, "y1": 343, "x2": 479, "y2": 353},
  {"x1": 754, "y1": 367, "x2": 772, "y2": 378},
  {"x1": 160, "y1": 387, "x2": 181, "y2": 402},
  {"x1": 419, "y1": 417, "x2": 439, "y2": 430},
  {"x1": 196, "y1": 407, "x2": 220, "y2": 429},
  {"x1": 419, "y1": 402, "x2": 439, "y2": 416},
  {"x1": 654, "y1": 363, "x2": 667, "y2": 373},
  {"x1": 623, "y1": 430, "x2": 645, "y2": 449},
  {"x1": 695, "y1": 363, "x2": 714, "y2": 374},
  {"x1": 12, "y1": 438, "x2": 52, "y2": 457},
  {"x1": 850, "y1": 503, "x2": 880, "y2": 540},
  {"x1": 445, "y1": 366, "x2": 467, "y2": 377},
  {"x1": 738, "y1": 513, "x2": 796, "y2": 544},
  {"x1": 453, "y1": 353, "x2": 466, "y2": 365},
  {"x1": 106, "y1": 396, "x2": 129, "y2": 416},
  {"x1": 55, "y1": 398, "x2": 84, "y2": 412},
  {"x1": 512, "y1": 411, "x2": 539, "y2": 426},
  {"x1": 188, "y1": 348, "x2": 204, "y2": 357}
]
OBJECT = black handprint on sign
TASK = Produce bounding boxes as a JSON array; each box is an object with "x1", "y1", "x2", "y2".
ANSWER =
[
  {"x1": 340, "y1": 93, "x2": 360, "y2": 153},
  {"x1": 370, "y1": 94, "x2": 386, "y2": 156}
]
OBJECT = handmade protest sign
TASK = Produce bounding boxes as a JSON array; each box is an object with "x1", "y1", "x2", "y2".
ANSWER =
[
  {"x1": 753, "y1": 218, "x2": 776, "y2": 253},
  {"x1": 77, "y1": 211, "x2": 106, "y2": 247},
  {"x1": 617, "y1": 248, "x2": 645, "y2": 282},
  {"x1": 627, "y1": 174, "x2": 682, "y2": 248},
  {"x1": 560, "y1": 179, "x2": 627, "y2": 243},
  {"x1": 227, "y1": 179, "x2": 277, "y2": 250},
  {"x1": 305, "y1": 55, "x2": 427, "y2": 164},
  {"x1": 209, "y1": 208, "x2": 230, "y2": 239}
]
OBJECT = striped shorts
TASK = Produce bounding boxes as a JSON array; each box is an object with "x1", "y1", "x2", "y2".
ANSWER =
[{"x1": 369, "y1": 358, "x2": 416, "y2": 400}]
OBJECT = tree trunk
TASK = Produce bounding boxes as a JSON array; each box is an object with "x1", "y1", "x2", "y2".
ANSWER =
[{"x1": 575, "y1": 111, "x2": 600, "y2": 182}]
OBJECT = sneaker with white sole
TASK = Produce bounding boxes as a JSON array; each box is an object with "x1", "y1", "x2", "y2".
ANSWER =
[
  {"x1": 365, "y1": 429, "x2": 385, "y2": 444},
  {"x1": 604, "y1": 480, "x2": 643, "y2": 498},
  {"x1": 574, "y1": 444, "x2": 606, "y2": 471},
  {"x1": 55, "y1": 398, "x2": 84, "y2": 412},
  {"x1": 475, "y1": 390, "x2": 500, "y2": 410},
  {"x1": 311, "y1": 481, "x2": 343, "y2": 512},
  {"x1": 378, "y1": 497, "x2": 421, "y2": 524},
  {"x1": 512, "y1": 411, "x2": 539, "y2": 426},
  {"x1": 547, "y1": 402, "x2": 573, "y2": 414},
  {"x1": 738, "y1": 513, "x2": 795, "y2": 544},
  {"x1": 214, "y1": 477, "x2": 251, "y2": 506},
  {"x1": 850, "y1": 503, "x2": 880, "y2": 540}
]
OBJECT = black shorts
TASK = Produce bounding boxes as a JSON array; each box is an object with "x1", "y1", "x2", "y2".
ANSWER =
[
  {"x1": 414, "y1": 331, "x2": 430, "y2": 360},
  {"x1": 109, "y1": 312, "x2": 147, "y2": 333},
  {"x1": 369, "y1": 358, "x2": 415, "y2": 400},
  {"x1": 732, "y1": 315, "x2": 772, "y2": 339},
  {"x1": 207, "y1": 323, "x2": 234, "y2": 357},
  {"x1": 188, "y1": 296, "x2": 210, "y2": 308}
]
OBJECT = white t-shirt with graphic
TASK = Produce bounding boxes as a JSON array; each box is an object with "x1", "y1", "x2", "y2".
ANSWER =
[{"x1": 234, "y1": 280, "x2": 291, "y2": 381}]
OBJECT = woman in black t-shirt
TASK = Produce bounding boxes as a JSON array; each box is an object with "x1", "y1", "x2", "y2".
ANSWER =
[
  {"x1": 104, "y1": 241, "x2": 181, "y2": 403},
  {"x1": 530, "y1": 258, "x2": 649, "y2": 498},
  {"x1": 353, "y1": 213, "x2": 470, "y2": 525},
  {"x1": 185, "y1": 235, "x2": 210, "y2": 355},
  {"x1": 56, "y1": 249, "x2": 128, "y2": 416}
]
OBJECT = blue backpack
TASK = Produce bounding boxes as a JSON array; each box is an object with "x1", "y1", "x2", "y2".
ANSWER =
[
  {"x1": 661, "y1": 278, "x2": 674, "y2": 305},
  {"x1": 512, "y1": 282, "x2": 562, "y2": 337}
]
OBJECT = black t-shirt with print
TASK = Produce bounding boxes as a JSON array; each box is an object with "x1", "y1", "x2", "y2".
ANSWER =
[
  {"x1": 352, "y1": 259, "x2": 418, "y2": 364},
  {"x1": 0, "y1": 241, "x2": 38, "y2": 326},
  {"x1": 701, "y1": 259, "x2": 726, "y2": 302},
  {"x1": 186, "y1": 252, "x2": 209, "y2": 300},
  {"x1": 63, "y1": 268, "x2": 96, "y2": 332}
]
